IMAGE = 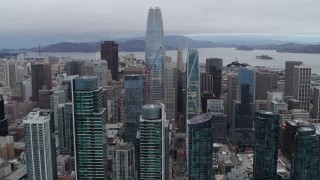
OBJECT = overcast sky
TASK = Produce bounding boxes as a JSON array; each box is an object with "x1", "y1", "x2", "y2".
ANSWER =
[{"x1": 1, "y1": 0, "x2": 320, "y2": 49}]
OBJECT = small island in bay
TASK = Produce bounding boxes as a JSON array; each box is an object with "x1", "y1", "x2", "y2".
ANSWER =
[
  {"x1": 256, "y1": 55, "x2": 273, "y2": 60},
  {"x1": 236, "y1": 45, "x2": 254, "y2": 51}
]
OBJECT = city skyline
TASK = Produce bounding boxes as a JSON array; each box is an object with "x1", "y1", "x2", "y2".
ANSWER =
[{"x1": 1, "y1": 0, "x2": 320, "y2": 49}]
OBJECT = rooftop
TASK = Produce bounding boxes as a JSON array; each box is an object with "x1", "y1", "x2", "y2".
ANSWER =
[
  {"x1": 23, "y1": 109, "x2": 51, "y2": 124},
  {"x1": 188, "y1": 113, "x2": 212, "y2": 125}
]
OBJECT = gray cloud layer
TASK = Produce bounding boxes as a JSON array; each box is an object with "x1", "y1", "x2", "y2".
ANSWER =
[{"x1": 1, "y1": 0, "x2": 319, "y2": 48}]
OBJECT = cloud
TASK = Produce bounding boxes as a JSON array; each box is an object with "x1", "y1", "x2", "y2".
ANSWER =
[{"x1": 0, "y1": 0, "x2": 320, "y2": 48}]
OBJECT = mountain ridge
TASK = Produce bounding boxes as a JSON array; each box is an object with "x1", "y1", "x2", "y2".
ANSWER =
[{"x1": 2, "y1": 35, "x2": 320, "y2": 54}]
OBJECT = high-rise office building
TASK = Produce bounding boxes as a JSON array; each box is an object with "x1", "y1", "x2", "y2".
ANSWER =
[
  {"x1": 186, "y1": 48, "x2": 201, "y2": 121},
  {"x1": 80, "y1": 62, "x2": 94, "y2": 76},
  {"x1": 72, "y1": 76, "x2": 107, "y2": 179},
  {"x1": 3, "y1": 60, "x2": 16, "y2": 88},
  {"x1": 206, "y1": 58, "x2": 222, "y2": 98},
  {"x1": 235, "y1": 68, "x2": 255, "y2": 129},
  {"x1": 124, "y1": 75, "x2": 145, "y2": 144},
  {"x1": 284, "y1": 61, "x2": 303, "y2": 98},
  {"x1": 23, "y1": 109, "x2": 57, "y2": 180},
  {"x1": 227, "y1": 74, "x2": 238, "y2": 126},
  {"x1": 253, "y1": 111, "x2": 279, "y2": 179},
  {"x1": 212, "y1": 112, "x2": 227, "y2": 144},
  {"x1": 93, "y1": 60, "x2": 109, "y2": 87},
  {"x1": 291, "y1": 126, "x2": 319, "y2": 180},
  {"x1": 231, "y1": 68, "x2": 255, "y2": 146},
  {"x1": 164, "y1": 59, "x2": 177, "y2": 121},
  {"x1": 187, "y1": 113, "x2": 214, "y2": 180},
  {"x1": 177, "y1": 49, "x2": 184, "y2": 71},
  {"x1": 282, "y1": 119, "x2": 310, "y2": 160},
  {"x1": 22, "y1": 78, "x2": 32, "y2": 102},
  {"x1": 50, "y1": 90, "x2": 66, "y2": 128},
  {"x1": 65, "y1": 60, "x2": 83, "y2": 76},
  {"x1": 138, "y1": 104, "x2": 168, "y2": 180},
  {"x1": 293, "y1": 65, "x2": 311, "y2": 111},
  {"x1": 38, "y1": 88, "x2": 51, "y2": 109},
  {"x1": 31, "y1": 64, "x2": 52, "y2": 102},
  {"x1": 0, "y1": 95, "x2": 8, "y2": 136},
  {"x1": 255, "y1": 71, "x2": 276, "y2": 100},
  {"x1": 312, "y1": 87, "x2": 320, "y2": 118},
  {"x1": 145, "y1": 7, "x2": 165, "y2": 104},
  {"x1": 101, "y1": 41, "x2": 119, "y2": 81},
  {"x1": 200, "y1": 73, "x2": 213, "y2": 95},
  {"x1": 111, "y1": 143, "x2": 136, "y2": 180},
  {"x1": 57, "y1": 103, "x2": 74, "y2": 155}
]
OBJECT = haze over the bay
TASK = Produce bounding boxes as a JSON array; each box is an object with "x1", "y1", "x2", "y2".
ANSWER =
[{"x1": 1, "y1": 0, "x2": 320, "y2": 49}]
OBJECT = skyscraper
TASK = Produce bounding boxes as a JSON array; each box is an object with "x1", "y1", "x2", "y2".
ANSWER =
[
  {"x1": 187, "y1": 113, "x2": 214, "y2": 180},
  {"x1": 110, "y1": 143, "x2": 136, "y2": 180},
  {"x1": 253, "y1": 111, "x2": 279, "y2": 179},
  {"x1": 65, "y1": 60, "x2": 83, "y2": 76},
  {"x1": 101, "y1": 41, "x2": 119, "y2": 81},
  {"x1": 31, "y1": 64, "x2": 52, "y2": 102},
  {"x1": 234, "y1": 68, "x2": 255, "y2": 129},
  {"x1": 231, "y1": 68, "x2": 255, "y2": 146},
  {"x1": 50, "y1": 90, "x2": 66, "y2": 128},
  {"x1": 72, "y1": 76, "x2": 107, "y2": 179},
  {"x1": 93, "y1": 60, "x2": 109, "y2": 87},
  {"x1": 291, "y1": 126, "x2": 319, "y2": 180},
  {"x1": 164, "y1": 59, "x2": 177, "y2": 121},
  {"x1": 124, "y1": 74, "x2": 145, "y2": 144},
  {"x1": 186, "y1": 48, "x2": 201, "y2": 121},
  {"x1": 23, "y1": 109, "x2": 57, "y2": 180},
  {"x1": 255, "y1": 71, "x2": 276, "y2": 100},
  {"x1": 0, "y1": 95, "x2": 8, "y2": 136},
  {"x1": 227, "y1": 74, "x2": 238, "y2": 126},
  {"x1": 138, "y1": 104, "x2": 168, "y2": 179},
  {"x1": 177, "y1": 49, "x2": 184, "y2": 71},
  {"x1": 284, "y1": 61, "x2": 303, "y2": 98},
  {"x1": 206, "y1": 58, "x2": 222, "y2": 98},
  {"x1": 145, "y1": 7, "x2": 165, "y2": 104},
  {"x1": 293, "y1": 65, "x2": 311, "y2": 111},
  {"x1": 3, "y1": 60, "x2": 16, "y2": 88},
  {"x1": 57, "y1": 103, "x2": 74, "y2": 155}
]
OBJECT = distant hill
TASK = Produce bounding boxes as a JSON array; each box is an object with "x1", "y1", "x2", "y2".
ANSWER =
[{"x1": 2, "y1": 35, "x2": 320, "y2": 54}]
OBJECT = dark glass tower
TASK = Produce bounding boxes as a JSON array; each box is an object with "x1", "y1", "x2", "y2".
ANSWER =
[
  {"x1": 0, "y1": 95, "x2": 8, "y2": 136},
  {"x1": 72, "y1": 76, "x2": 107, "y2": 179},
  {"x1": 253, "y1": 111, "x2": 279, "y2": 179},
  {"x1": 101, "y1": 41, "x2": 119, "y2": 81},
  {"x1": 57, "y1": 103, "x2": 74, "y2": 155},
  {"x1": 236, "y1": 68, "x2": 255, "y2": 129},
  {"x1": 187, "y1": 113, "x2": 214, "y2": 180},
  {"x1": 291, "y1": 126, "x2": 319, "y2": 180},
  {"x1": 124, "y1": 74, "x2": 145, "y2": 144},
  {"x1": 145, "y1": 7, "x2": 165, "y2": 103},
  {"x1": 31, "y1": 64, "x2": 52, "y2": 102},
  {"x1": 206, "y1": 58, "x2": 222, "y2": 98}
]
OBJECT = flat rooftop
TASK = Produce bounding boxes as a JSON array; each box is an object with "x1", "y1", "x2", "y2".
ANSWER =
[{"x1": 23, "y1": 109, "x2": 51, "y2": 123}]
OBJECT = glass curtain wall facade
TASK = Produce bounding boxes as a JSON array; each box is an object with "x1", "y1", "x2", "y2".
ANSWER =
[
  {"x1": 124, "y1": 75, "x2": 145, "y2": 144},
  {"x1": 138, "y1": 104, "x2": 168, "y2": 180},
  {"x1": 145, "y1": 7, "x2": 165, "y2": 104},
  {"x1": 187, "y1": 113, "x2": 213, "y2": 180},
  {"x1": 186, "y1": 48, "x2": 201, "y2": 120},
  {"x1": 291, "y1": 126, "x2": 319, "y2": 180},
  {"x1": 206, "y1": 58, "x2": 222, "y2": 98},
  {"x1": 236, "y1": 68, "x2": 255, "y2": 129},
  {"x1": 72, "y1": 76, "x2": 107, "y2": 180},
  {"x1": 57, "y1": 103, "x2": 74, "y2": 155},
  {"x1": 253, "y1": 111, "x2": 279, "y2": 179}
]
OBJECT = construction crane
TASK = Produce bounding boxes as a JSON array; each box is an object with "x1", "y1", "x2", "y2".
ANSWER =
[{"x1": 145, "y1": 46, "x2": 162, "y2": 104}]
